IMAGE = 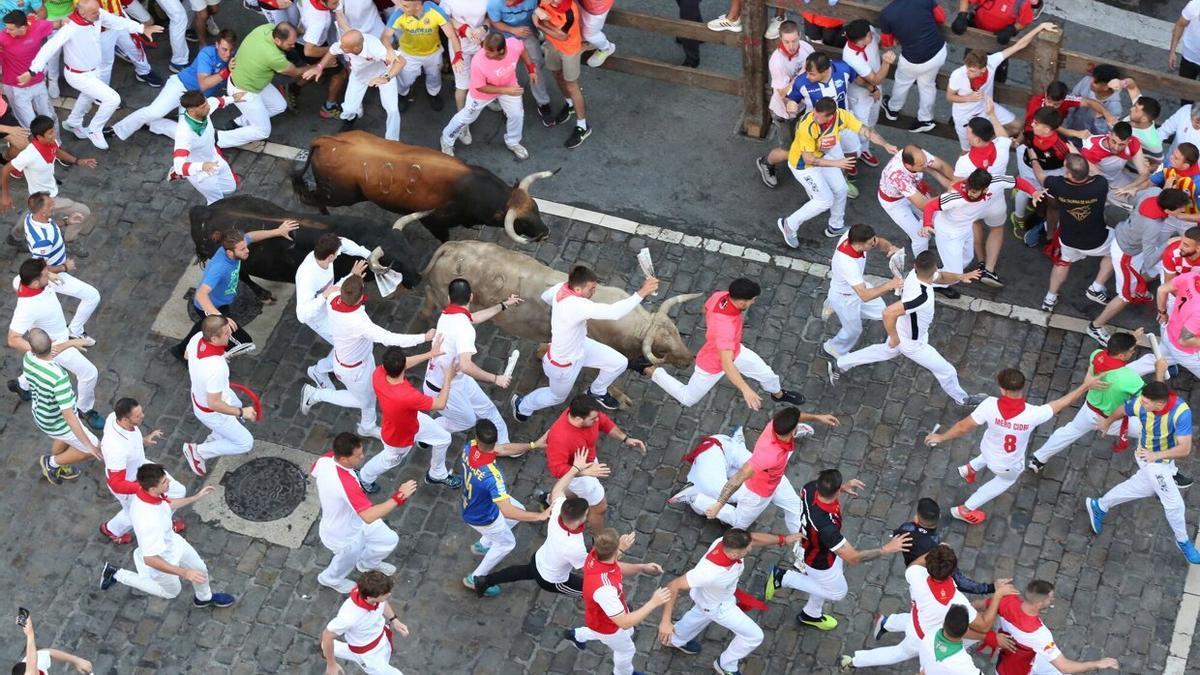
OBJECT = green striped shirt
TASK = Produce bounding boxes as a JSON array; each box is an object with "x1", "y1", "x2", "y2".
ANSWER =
[{"x1": 22, "y1": 352, "x2": 74, "y2": 436}]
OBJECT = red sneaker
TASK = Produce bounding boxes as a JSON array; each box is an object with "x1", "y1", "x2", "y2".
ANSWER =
[
  {"x1": 859, "y1": 150, "x2": 880, "y2": 167},
  {"x1": 172, "y1": 519, "x2": 187, "y2": 534},
  {"x1": 99, "y1": 522, "x2": 132, "y2": 545},
  {"x1": 957, "y1": 464, "x2": 978, "y2": 485},
  {"x1": 181, "y1": 442, "x2": 207, "y2": 477},
  {"x1": 951, "y1": 506, "x2": 987, "y2": 525}
]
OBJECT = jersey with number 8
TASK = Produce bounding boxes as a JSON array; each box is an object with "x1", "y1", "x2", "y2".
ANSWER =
[{"x1": 970, "y1": 397, "x2": 1055, "y2": 472}]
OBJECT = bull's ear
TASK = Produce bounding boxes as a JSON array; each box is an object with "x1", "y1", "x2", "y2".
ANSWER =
[{"x1": 209, "y1": 230, "x2": 221, "y2": 242}]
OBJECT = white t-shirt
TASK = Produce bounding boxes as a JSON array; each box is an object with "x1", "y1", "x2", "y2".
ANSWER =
[
  {"x1": 535, "y1": 496, "x2": 588, "y2": 584},
  {"x1": 768, "y1": 44, "x2": 812, "y2": 119},
  {"x1": 542, "y1": 282, "x2": 643, "y2": 364},
  {"x1": 947, "y1": 52, "x2": 1006, "y2": 122},
  {"x1": 20, "y1": 649, "x2": 52, "y2": 675},
  {"x1": 439, "y1": 0, "x2": 488, "y2": 52},
  {"x1": 906, "y1": 565, "x2": 976, "y2": 640},
  {"x1": 311, "y1": 454, "x2": 370, "y2": 549},
  {"x1": 10, "y1": 143, "x2": 58, "y2": 197},
  {"x1": 829, "y1": 234, "x2": 867, "y2": 295},
  {"x1": 953, "y1": 136, "x2": 1014, "y2": 179},
  {"x1": 684, "y1": 538, "x2": 744, "y2": 610},
  {"x1": 186, "y1": 332, "x2": 236, "y2": 412},
  {"x1": 101, "y1": 412, "x2": 146, "y2": 486},
  {"x1": 897, "y1": 270, "x2": 936, "y2": 343},
  {"x1": 879, "y1": 149, "x2": 937, "y2": 202},
  {"x1": 10, "y1": 277, "x2": 68, "y2": 342},
  {"x1": 1182, "y1": 0, "x2": 1200, "y2": 64},
  {"x1": 341, "y1": 0, "x2": 386, "y2": 37},
  {"x1": 425, "y1": 310, "x2": 476, "y2": 385},
  {"x1": 129, "y1": 491, "x2": 184, "y2": 563},
  {"x1": 842, "y1": 34, "x2": 880, "y2": 98},
  {"x1": 969, "y1": 397, "x2": 1055, "y2": 471},
  {"x1": 933, "y1": 175, "x2": 1019, "y2": 235},
  {"x1": 917, "y1": 630, "x2": 984, "y2": 675},
  {"x1": 299, "y1": 0, "x2": 336, "y2": 46},
  {"x1": 330, "y1": 33, "x2": 391, "y2": 81},
  {"x1": 326, "y1": 593, "x2": 387, "y2": 649},
  {"x1": 1157, "y1": 104, "x2": 1200, "y2": 161}
]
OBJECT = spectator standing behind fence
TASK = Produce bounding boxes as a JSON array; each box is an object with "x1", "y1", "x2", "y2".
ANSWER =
[
  {"x1": 1064, "y1": 64, "x2": 1125, "y2": 136},
  {"x1": 878, "y1": 0, "x2": 947, "y2": 134},
  {"x1": 676, "y1": 0, "x2": 702, "y2": 67},
  {"x1": 1170, "y1": 0, "x2": 1200, "y2": 105},
  {"x1": 755, "y1": 20, "x2": 812, "y2": 189}
]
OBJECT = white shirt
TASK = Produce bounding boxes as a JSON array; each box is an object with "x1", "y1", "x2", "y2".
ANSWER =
[
  {"x1": 879, "y1": 149, "x2": 937, "y2": 201},
  {"x1": 101, "y1": 411, "x2": 146, "y2": 487},
  {"x1": 897, "y1": 270, "x2": 935, "y2": 343},
  {"x1": 326, "y1": 593, "x2": 388, "y2": 649},
  {"x1": 842, "y1": 34, "x2": 880, "y2": 99},
  {"x1": 1183, "y1": 0, "x2": 1200, "y2": 64},
  {"x1": 906, "y1": 565, "x2": 976, "y2": 641},
  {"x1": 969, "y1": 397, "x2": 1055, "y2": 471},
  {"x1": 768, "y1": 44, "x2": 812, "y2": 119},
  {"x1": 953, "y1": 137, "x2": 1014, "y2": 179},
  {"x1": 186, "y1": 332, "x2": 235, "y2": 412},
  {"x1": 330, "y1": 33, "x2": 391, "y2": 81},
  {"x1": 425, "y1": 310, "x2": 476, "y2": 385},
  {"x1": 10, "y1": 143, "x2": 58, "y2": 197},
  {"x1": 21, "y1": 649, "x2": 52, "y2": 675},
  {"x1": 293, "y1": 238, "x2": 372, "y2": 328},
  {"x1": 535, "y1": 496, "x2": 588, "y2": 584},
  {"x1": 439, "y1": 0, "x2": 488, "y2": 52},
  {"x1": 1158, "y1": 105, "x2": 1200, "y2": 161},
  {"x1": 917, "y1": 630, "x2": 984, "y2": 675},
  {"x1": 542, "y1": 282, "x2": 643, "y2": 364},
  {"x1": 172, "y1": 98, "x2": 234, "y2": 178},
  {"x1": 10, "y1": 276, "x2": 68, "y2": 342},
  {"x1": 684, "y1": 538, "x2": 744, "y2": 610},
  {"x1": 30, "y1": 11, "x2": 144, "y2": 73},
  {"x1": 299, "y1": 0, "x2": 336, "y2": 46},
  {"x1": 947, "y1": 52, "x2": 1006, "y2": 122},
  {"x1": 933, "y1": 175, "x2": 1019, "y2": 236},
  {"x1": 311, "y1": 454, "x2": 370, "y2": 549},
  {"x1": 341, "y1": 0, "x2": 386, "y2": 38},
  {"x1": 326, "y1": 297, "x2": 424, "y2": 368},
  {"x1": 829, "y1": 234, "x2": 867, "y2": 295},
  {"x1": 129, "y1": 491, "x2": 184, "y2": 563}
]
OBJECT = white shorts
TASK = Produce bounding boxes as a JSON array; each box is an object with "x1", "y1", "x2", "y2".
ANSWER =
[
  {"x1": 981, "y1": 192, "x2": 1008, "y2": 227},
  {"x1": 188, "y1": 0, "x2": 219, "y2": 10},
  {"x1": 1111, "y1": 238, "x2": 1150, "y2": 303},
  {"x1": 48, "y1": 426, "x2": 98, "y2": 451},
  {"x1": 568, "y1": 475, "x2": 605, "y2": 506},
  {"x1": 1060, "y1": 230, "x2": 1114, "y2": 263}
]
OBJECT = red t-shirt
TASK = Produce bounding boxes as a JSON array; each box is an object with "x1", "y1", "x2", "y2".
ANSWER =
[
  {"x1": 969, "y1": 0, "x2": 1033, "y2": 32},
  {"x1": 1022, "y1": 93, "x2": 1083, "y2": 133},
  {"x1": 744, "y1": 427, "x2": 796, "y2": 497},
  {"x1": 545, "y1": 409, "x2": 615, "y2": 477},
  {"x1": 695, "y1": 291, "x2": 744, "y2": 375},
  {"x1": 372, "y1": 366, "x2": 434, "y2": 448}
]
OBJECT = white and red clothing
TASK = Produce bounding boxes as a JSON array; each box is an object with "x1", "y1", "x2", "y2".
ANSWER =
[
  {"x1": 1163, "y1": 238, "x2": 1200, "y2": 282},
  {"x1": 668, "y1": 539, "x2": 764, "y2": 674},
  {"x1": 574, "y1": 551, "x2": 636, "y2": 675},
  {"x1": 293, "y1": 238, "x2": 374, "y2": 381},
  {"x1": 768, "y1": 42, "x2": 812, "y2": 120},
  {"x1": 947, "y1": 52, "x2": 1016, "y2": 150},
  {"x1": 441, "y1": 0, "x2": 488, "y2": 90},
  {"x1": 172, "y1": 97, "x2": 238, "y2": 205},
  {"x1": 1080, "y1": 134, "x2": 1142, "y2": 189},
  {"x1": 924, "y1": 175, "x2": 1035, "y2": 273},
  {"x1": 186, "y1": 333, "x2": 253, "y2": 461},
  {"x1": 516, "y1": 282, "x2": 644, "y2": 416},
  {"x1": 650, "y1": 291, "x2": 781, "y2": 406},
  {"x1": 10, "y1": 278, "x2": 98, "y2": 413},
  {"x1": 842, "y1": 32, "x2": 883, "y2": 142},
  {"x1": 111, "y1": 489, "x2": 214, "y2": 601},
  {"x1": 333, "y1": 34, "x2": 401, "y2": 141},
  {"x1": 952, "y1": 136, "x2": 1015, "y2": 228},
  {"x1": 101, "y1": 412, "x2": 185, "y2": 537},
  {"x1": 361, "y1": 366, "x2": 453, "y2": 484},
  {"x1": 579, "y1": 0, "x2": 614, "y2": 54},
  {"x1": 878, "y1": 148, "x2": 938, "y2": 254},
  {"x1": 326, "y1": 588, "x2": 403, "y2": 675},
  {"x1": 730, "y1": 427, "x2": 802, "y2": 532},
  {"x1": 962, "y1": 396, "x2": 1054, "y2": 511},
  {"x1": 1131, "y1": 270, "x2": 1200, "y2": 378},
  {"x1": 423, "y1": 305, "x2": 509, "y2": 443},
  {"x1": 995, "y1": 595, "x2": 1064, "y2": 675},
  {"x1": 825, "y1": 235, "x2": 886, "y2": 356},
  {"x1": 675, "y1": 433, "x2": 753, "y2": 524},
  {"x1": 849, "y1": 564, "x2": 977, "y2": 667},
  {"x1": 312, "y1": 452, "x2": 399, "y2": 589}
]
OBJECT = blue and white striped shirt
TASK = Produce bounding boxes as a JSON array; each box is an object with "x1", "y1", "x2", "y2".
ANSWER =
[{"x1": 24, "y1": 213, "x2": 66, "y2": 266}]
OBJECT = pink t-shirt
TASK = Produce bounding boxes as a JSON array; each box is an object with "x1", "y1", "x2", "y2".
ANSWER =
[
  {"x1": 1168, "y1": 270, "x2": 1200, "y2": 354},
  {"x1": 694, "y1": 291, "x2": 744, "y2": 375},
  {"x1": 578, "y1": 0, "x2": 613, "y2": 13},
  {"x1": 745, "y1": 427, "x2": 796, "y2": 497},
  {"x1": 0, "y1": 18, "x2": 53, "y2": 87},
  {"x1": 469, "y1": 37, "x2": 525, "y2": 102}
]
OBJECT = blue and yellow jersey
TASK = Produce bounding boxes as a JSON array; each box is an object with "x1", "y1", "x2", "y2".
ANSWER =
[
  {"x1": 461, "y1": 441, "x2": 509, "y2": 526},
  {"x1": 787, "y1": 108, "x2": 863, "y2": 170},
  {"x1": 1126, "y1": 395, "x2": 1192, "y2": 460},
  {"x1": 386, "y1": 1, "x2": 448, "y2": 57}
]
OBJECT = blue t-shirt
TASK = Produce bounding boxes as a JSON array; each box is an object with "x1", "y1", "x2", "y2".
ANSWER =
[
  {"x1": 177, "y1": 45, "x2": 229, "y2": 95},
  {"x1": 1125, "y1": 395, "x2": 1193, "y2": 457},
  {"x1": 878, "y1": 0, "x2": 945, "y2": 65},
  {"x1": 194, "y1": 235, "x2": 248, "y2": 310},
  {"x1": 0, "y1": 0, "x2": 43, "y2": 15},
  {"x1": 786, "y1": 60, "x2": 857, "y2": 111},
  {"x1": 486, "y1": 0, "x2": 538, "y2": 35},
  {"x1": 461, "y1": 441, "x2": 509, "y2": 526}
]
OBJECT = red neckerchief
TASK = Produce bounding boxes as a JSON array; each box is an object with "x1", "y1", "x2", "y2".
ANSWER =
[
  {"x1": 442, "y1": 304, "x2": 474, "y2": 322},
  {"x1": 135, "y1": 489, "x2": 168, "y2": 505},
  {"x1": 16, "y1": 283, "x2": 43, "y2": 298},
  {"x1": 682, "y1": 436, "x2": 722, "y2": 463},
  {"x1": 968, "y1": 70, "x2": 990, "y2": 91},
  {"x1": 331, "y1": 294, "x2": 367, "y2": 313},
  {"x1": 30, "y1": 138, "x2": 57, "y2": 164},
  {"x1": 466, "y1": 440, "x2": 497, "y2": 469},
  {"x1": 997, "y1": 395, "x2": 1027, "y2": 420},
  {"x1": 558, "y1": 515, "x2": 585, "y2": 534},
  {"x1": 818, "y1": 117, "x2": 836, "y2": 133},
  {"x1": 1091, "y1": 350, "x2": 1128, "y2": 374},
  {"x1": 196, "y1": 338, "x2": 226, "y2": 358},
  {"x1": 67, "y1": 10, "x2": 91, "y2": 25},
  {"x1": 309, "y1": 0, "x2": 330, "y2": 8},
  {"x1": 1164, "y1": 391, "x2": 1181, "y2": 413},
  {"x1": 927, "y1": 575, "x2": 956, "y2": 605},
  {"x1": 349, "y1": 587, "x2": 379, "y2": 610},
  {"x1": 967, "y1": 142, "x2": 997, "y2": 169},
  {"x1": 836, "y1": 238, "x2": 864, "y2": 258},
  {"x1": 1171, "y1": 162, "x2": 1200, "y2": 178},
  {"x1": 1030, "y1": 132, "x2": 1061, "y2": 152},
  {"x1": 846, "y1": 40, "x2": 869, "y2": 59},
  {"x1": 953, "y1": 180, "x2": 987, "y2": 203},
  {"x1": 712, "y1": 291, "x2": 742, "y2": 316},
  {"x1": 1140, "y1": 195, "x2": 1169, "y2": 220},
  {"x1": 779, "y1": 43, "x2": 800, "y2": 59},
  {"x1": 555, "y1": 283, "x2": 582, "y2": 302},
  {"x1": 704, "y1": 542, "x2": 741, "y2": 567}
]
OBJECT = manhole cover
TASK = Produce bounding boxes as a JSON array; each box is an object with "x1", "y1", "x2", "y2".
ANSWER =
[{"x1": 222, "y1": 457, "x2": 308, "y2": 522}]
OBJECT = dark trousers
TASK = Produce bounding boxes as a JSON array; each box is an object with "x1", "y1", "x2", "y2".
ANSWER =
[
  {"x1": 483, "y1": 554, "x2": 583, "y2": 596},
  {"x1": 173, "y1": 301, "x2": 253, "y2": 356},
  {"x1": 677, "y1": 0, "x2": 702, "y2": 64},
  {"x1": 1182, "y1": 57, "x2": 1200, "y2": 105}
]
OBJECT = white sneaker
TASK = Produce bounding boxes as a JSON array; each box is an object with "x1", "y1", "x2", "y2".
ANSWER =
[
  {"x1": 70, "y1": 333, "x2": 96, "y2": 347},
  {"x1": 821, "y1": 342, "x2": 841, "y2": 360},
  {"x1": 306, "y1": 364, "x2": 333, "y2": 389},
  {"x1": 61, "y1": 121, "x2": 87, "y2": 140},
  {"x1": 440, "y1": 140, "x2": 455, "y2": 157},
  {"x1": 317, "y1": 576, "x2": 357, "y2": 594},
  {"x1": 764, "y1": 16, "x2": 785, "y2": 39},
  {"x1": 48, "y1": 80, "x2": 60, "y2": 99},
  {"x1": 507, "y1": 143, "x2": 529, "y2": 160},
  {"x1": 794, "y1": 423, "x2": 815, "y2": 439},
  {"x1": 181, "y1": 442, "x2": 207, "y2": 477},
  {"x1": 206, "y1": 15, "x2": 220, "y2": 36},
  {"x1": 460, "y1": 126, "x2": 472, "y2": 146},
  {"x1": 667, "y1": 484, "x2": 695, "y2": 505},
  {"x1": 357, "y1": 561, "x2": 396, "y2": 575},
  {"x1": 356, "y1": 423, "x2": 382, "y2": 440},
  {"x1": 587, "y1": 43, "x2": 616, "y2": 68},
  {"x1": 300, "y1": 384, "x2": 319, "y2": 416},
  {"x1": 707, "y1": 14, "x2": 742, "y2": 32}
]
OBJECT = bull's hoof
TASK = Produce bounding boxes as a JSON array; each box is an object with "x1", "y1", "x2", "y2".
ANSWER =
[
  {"x1": 257, "y1": 291, "x2": 277, "y2": 305},
  {"x1": 608, "y1": 385, "x2": 633, "y2": 410}
]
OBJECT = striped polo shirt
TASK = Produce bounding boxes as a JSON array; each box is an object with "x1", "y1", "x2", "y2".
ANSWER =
[
  {"x1": 22, "y1": 352, "x2": 74, "y2": 436},
  {"x1": 24, "y1": 213, "x2": 67, "y2": 266},
  {"x1": 1126, "y1": 394, "x2": 1192, "y2": 461}
]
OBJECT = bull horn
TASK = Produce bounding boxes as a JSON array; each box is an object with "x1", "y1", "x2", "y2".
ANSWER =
[
  {"x1": 641, "y1": 293, "x2": 703, "y2": 364},
  {"x1": 503, "y1": 207, "x2": 532, "y2": 245},
  {"x1": 392, "y1": 210, "x2": 434, "y2": 232},
  {"x1": 517, "y1": 169, "x2": 559, "y2": 193},
  {"x1": 368, "y1": 246, "x2": 388, "y2": 274}
]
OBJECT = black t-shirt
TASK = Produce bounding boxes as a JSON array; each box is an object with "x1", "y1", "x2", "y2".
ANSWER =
[
  {"x1": 893, "y1": 521, "x2": 938, "y2": 567},
  {"x1": 800, "y1": 481, "x2": 845, "y2": 571},
  {"x1": 1046, "y1": 174, "x2": 1110, "y2": 250}
]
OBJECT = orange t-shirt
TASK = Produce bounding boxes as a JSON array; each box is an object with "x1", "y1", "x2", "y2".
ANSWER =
[{"x1": 539, "y1": 0, "x2": 582, "y2": 55}]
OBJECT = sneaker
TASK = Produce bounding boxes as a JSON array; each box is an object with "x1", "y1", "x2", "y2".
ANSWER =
[
  {"x1": 872, "y1": 613, "x2": 888, "y2": 640},
  {"x1": 1041, "y1": 296, "x2": 1057, "y2": 312},
  {"x1": 764, "y1": 564, "x2": 785, "y2": 601},
  {"x1": 1010, "y1": 212, "x2": 1027, "y2": 239},
  {"x1": 551, "y1": 105, "x2": 574, "y2": 127},
  {"x1": 318, "y1": 576, "x2": 357, "y2": 593},
  {"x1": 397, "y1": 95, "x2": 413, "y2": 113},
  {"x1": 224, "y1": 341, "x2": 257, "y2": 358},
  {"x1": 562, "y1": 628, "x2": 588, "y2": 651},
  {"x1": 356, "y1": 424, "x2": 382, "y2": 440},
  {"x1": 428, "y1": 90, "x2": 444, "y2": 112},
  {"x1": 285, "y1": 82, "x2": 302, "y2": 112},
  {"x1": 909, "y1": 119, "x2": 935, "y2": 133},
  {"x1": 425, "y1": 471, "x2": 464, "y2": 489},
  {"x1": 756, "y1": 156, "x2": 778, "y2": 189},
  {"x1": 533, "y1": 489, "x2": 551, "y2": 511},
  {"x1": 135, "y1": 71, "x2": 165, "y2": 88},
  {"x1": 8, "y1": 379, "x2": 30, "y2": 402},
  {"x1": 1085, "y1": 497, "x2": 1106, "y2": 535},
  {"x1": 69, "y1": 332, "x2": 96, "y2": 347},
  {"x1": 590, "y1": 391, "x2": 620, "y2": 410},
  {"x1": 881, "y1": 96, "x2": 898, "y2": 121},
  {"x1": 1085, "y1": 287, "x2": 1111, "y2": 305},
  {"x1": 100, "y1": 523, "x2": 132, "y2": 545},
  {"x1": 793, "y1": 423, "x2": 815, "y2": 439},
  {"x1": 839, "y1": 655, "x2": 855, "y2": 672},
  {"x1": 823, "y1": 225, "x2": 846, "y2": 238},
  {"x1": 827, "y1": 360, "x2": 841, "y2": 385},
  {"x1": 707, "y1": 14, "x2": 742, "y2": 32},
  {"x1": 587, "y1": 43, "x2": 616, "y2": 68},
  {"x1": 537, "y1": 104, "x2": 555, "y2": 127},
  {"x1": 84, "y1": 129, "x2": 109, "y2": 150},
  {"x1": 671, "y1": 638, "x2": 702, "y2": 655},
  {"x1": 564, "y1": 125, "x2": 591, "y2": 149},
  {"x1": 460, "y1": 127, "x2": 472, "y2": 145},
  {"x1": 777, "y1": 218, "x2": 799, "y2": 249},
  {"x1": 61, "y1": 120, "x2": 87, "y2": 140},
  {"x1": 172, "y1": 519, "x2": 187, "y2": 533},
  {"x1": 39, "y1": 455, "x2": 61, "y2": 485},
  {"x1": 194, "y1": 593, "x2": 237, "y2": 608},
  {"x1": 100, "y1": 562, "x2": 118, "y2": 590},
  {"x1": 356, "y1": 561, "x2": 396, "y2": 575},
  {"x1": 957, "y1": 464, "x2": 978, "y2": 484},
  {"x1": 858, "y1": 149, "x2": 880, "y2": 167},
  {"x1": 440, "y1": 140, "x2": 455, "y2": 157},
  {"x1": 713, "y1": 660, "x2": 741, "y2": 675},
  {"x1": 979, "y1": 268, "x2": 1004, "y2": 288},
  {"x1": 821, "y1": 342, "x2": 841, "y2": 360},
  {"x1": 319, "y1": 102, "x2": 342, "y2": 119},
  {"x1": 764, "y1": 15, "x2": 785, "y2": 39},
  {"x1": 933, "y1": 286, "x2": 960, "y2": 299},
  {"x1": 181, "y1": 442, "x2": 207, "y2": 477},
  {"x1": 359, "y1": 478, "x2": 380, "y2": 494},
  {"x1": 1086, "y1": 322, "x2": 1111, "y2": 347},
  {"x1": 1024, "y1": 223, "x2": 1046, "y2": 248},
  {"x1": 507, "y1": 143, "x2": 529, "y2": 160},
  {"x1": 963, "y1": 393, "x2": 989, "y2": 406},
  {"x1": 307, "y1": 364, "x2": 333, "y2": 389},
  {"x1": 53, "y1": 464, "x2": 79, "y2": 481},
  {"x1": 1179, "y1": 540, "x2": 1200, "y2": 564},
  {"x1": 464, "y1": 575, "x2": 500, "y2": 597},
  {"x1": 48, "y1": 80, "x2": 59, "y2": 99},
  {"x1": 845, "y1": 180, "x2": 859, "y2": 199},
  {"x1": 169, "y1": 61, "x2": 187, "y2": 74},
  {"x1": 206, "y1": 15, "x2": 220, "y2": 36},
  {"x1": 951, "y1": 505, "x2": 986, "y2": 524},
  {"x1": 339, "y1": 117, "x2": 358, "y2": 133},
  {"x1": 1176, "y1": 473, "x2": 1194, "y2": 489},
  {"x1": 510, "y1": 394, "x2": 530, "y2": 422},
  {"x1": 79, "y1": 409, "x2": 105, "y2": 431},
  {"x1": 667, "y1": 484, "x2": 695, "y2": 505},
  {"x1": 772, "y1": 390, "x2": 806, "y2": 405},
  {"x1": 300, "y1": 384, "x2": 319, "y2": 416},
  {"x1": 1028, "y1": 457, "x2": 1046, "y2": 474},
  {"x1": 797, "y1": 612, "x2": 838, "y2": 630}
]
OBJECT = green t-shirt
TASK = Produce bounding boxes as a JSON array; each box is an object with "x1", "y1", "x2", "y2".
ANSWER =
[
  {"x1": 1085, "y1": 348, "x2": 1144, "y2": 415},
  {"x1": 44, "y1": 0, "x2": 73, "y2": 20},
  {"x1": 229, "y1": 24, "x2": 290, "y2": 94},
  {"x1": 23, "y1": 352, "x2": 74, "y2": 436}
]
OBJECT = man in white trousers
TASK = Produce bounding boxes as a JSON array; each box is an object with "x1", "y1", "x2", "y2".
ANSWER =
[
  {"x1": 300, "y1": 273, "x2": 436, "y2": 442},
  {"x1": 924, "y1": 368, "x2": 1101, "y2": 525},
  {"x1": 382, "y1": 0, "x2": 466, "y2": 111},
  {"x1": 425, "y1": 278, "x2": 520, "y2": 444},
  {"x1": 877, "y1": 0, "x2": 947, "y2": 133},
  {"x1": 702, "y1": 407, "x2": 839, "y2": 532},
  {"x1": 294, "y1": 233, "x2": 374, "y2": 391},
  {"x1": 512, "y1": 264, "x2": 657, "y2": 419},
  {"x1": 22, "y1": 192, "x2": 100, "y2": 343},
  {"x1": 628, "y1": 277, "x2": 805, "y2": 409},
  {"x1": 1129, "y1": 268, "x2": 1200, "y2": 380},
  {"x1": 218, "y1": 23, "x2": 306, "y2": 149},
  {"x1": 822, "y1": 224, "x2": 903, "y2": 359},
  {"x1": 842, "y1": 19, "x2": 895, "y2": 169},
  {"x1": 181, "y1": 315, "x2": 256, "y2": 477},
  {"x1": 154, "y1": 0, "x2": 197, "y2": 71},
  {"x1": 311, "y1": 431, "x2": 418, "y2": 592},
  {"x1": 0, "y1": 12, "x2": 56, "y2": 129},
  {"x1": 170, "y1": 90, "x2": 242, "y2": 205},
  {"x1": 99, "y1": 398, "x2": 186, "y2": 545},
  {"x1": 668, "y1": 429, "x2": 751, "y2": 525},
  {"x1": 21, "y1": 0, "x2": 163, "y2": 149},
  {"x1": 100, "y1": 464, "x2": 237, "y2": 607},
  {"x1": 877, "y1": 144, "x2": 955, "y2": 255},
  {"x1": 657, "y1": 528, "x2": 801, "y2": 675},
  {"x1": 764, "y1": 469, "x2": 912, "y2": 631},
  {"x1": 18, "y1": 327, "x2": 101, "y2": 484},
  {"x1": 96, "y1": 0, "x2": 163, "y2": 91},
  {"x1": 440, "y1": 0, "x2": 488, "y2": 137},
  {"x1": 304, "y1": 29, "x2": 404, "y2": 140},
  {"x1": 320, "y1": 571, "x2": 412, "y2": 675},
  {"x1": 953, "y1": 102, "x2": 1017, "y2": 289},
  {"x1": 440, "y1": 31, "x2": 535, "y2": 159}
]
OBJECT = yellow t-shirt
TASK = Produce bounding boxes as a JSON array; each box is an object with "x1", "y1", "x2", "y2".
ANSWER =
[
  {"x1": 387, "y1": 1, "x2": 449, "y2": 57},
  {"x1": 788, "y1": 108, "x2": 863, "y2": 170}
]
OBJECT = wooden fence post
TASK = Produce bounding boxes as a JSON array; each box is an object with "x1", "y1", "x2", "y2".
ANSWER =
[
  {"x1": 740, "y1": 0, "x2": 769, "y2": 138},
  {"x1": 1029, "y1": 27, "x2": 1063, "y2": 98}
]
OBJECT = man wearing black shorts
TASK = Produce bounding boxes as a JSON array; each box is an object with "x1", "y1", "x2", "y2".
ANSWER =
[{"x1": 1041, "y1": 154, "x2": 1113, "y2": 312}]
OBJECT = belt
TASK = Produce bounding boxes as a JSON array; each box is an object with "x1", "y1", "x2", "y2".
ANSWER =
[
  {"x1": 191, "y1": 394, "x2": 215, "y2": 413},
  {"x1": 1085, "y1": 401, "x2": 1107, "y2": 418},
  {"x1": 877, "y1": 188, "x2": 904, "y2": 203},
  {"x1": 64, "y1": 65, "x2": 93, "y2": 74},
  {"x1": 546, "y1": 355, "x2": 573, "y2": 368},
  {"x1": 348, "y1": 626, "x2": 393, "y2": 655},
  {"x1": 336, "y1": 355, "x2": 363, "y2": 369},
  {"x1": 426, "y1": 382, "x2": 441, "y2": 393}
]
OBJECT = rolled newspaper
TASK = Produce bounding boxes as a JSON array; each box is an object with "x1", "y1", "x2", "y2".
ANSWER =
[
  {"x1": 888, "y1": 249, "x2": 906, "y2": 296},
  {"x1": 636, "y1": 248, "x2": 658, "y2": 296},
  {"x1": 503, "y1": 349, "x2": 519, "y2": 378},
  {"x1": 927, "y1": 423, "x2": 941, "y2": 447},
  {"x1": 1150, "y1": 334, "x2": 1169, "y2": 380}
]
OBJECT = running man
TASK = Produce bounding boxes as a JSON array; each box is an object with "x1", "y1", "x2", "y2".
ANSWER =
[
  {"x1": 180, "y1": 316, "x2": 256, "y2": 477},
  {"x1": 821, "y1": 224, "x2": 903, "y2": 359},
  {"x1": 320, "y1": 570, "x2": 413, "y2": 675},
  {"x1": 170, "y1": 89, "x2": 243, "y2": 205},
  {"x1": 993, "y1": 580, "x2": 1121, "y2": 674}
]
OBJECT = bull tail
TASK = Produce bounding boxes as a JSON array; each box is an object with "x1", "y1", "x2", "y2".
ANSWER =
[
  {"x1": 189, "y1": 204, "x2": 218, "y2": 266},
  {"x1": 290, "y1": 148, "x2": 321, "y2": 207},
  {"x1": 420, "y1": 242, "x2": 452, "y2": 276}
]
